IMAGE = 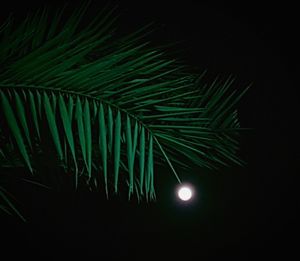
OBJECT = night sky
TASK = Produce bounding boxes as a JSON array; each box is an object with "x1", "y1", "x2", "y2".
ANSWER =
[{"x1": 1, "y1": 1, "x2": 298, "y2": 259}]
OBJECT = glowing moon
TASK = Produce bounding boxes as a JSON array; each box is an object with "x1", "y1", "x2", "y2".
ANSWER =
[{"x1": 177, "y1": 186, "x2": 193, "y2": 201}]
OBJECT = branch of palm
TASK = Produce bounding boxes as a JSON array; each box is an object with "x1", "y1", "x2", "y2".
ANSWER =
[{"x1": 0, "y1": 4, "x2": 249, "y2": 218}]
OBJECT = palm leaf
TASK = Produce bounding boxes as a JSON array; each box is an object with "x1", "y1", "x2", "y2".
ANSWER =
[
  {"x1": 114, "y1": 110, "x2": 121, "y2": 193},
  {"x1": 28, "y1": 91, "x2": 41, "y2": 140},
  {"x1": 43, "y1": 91, "x2": 63, "y2": 161},
  {"x1": 0, "y1": 186, "x2": 26, "y2": 222},
  {"x1": 0, "y1": 91, "x2": 32, "y2": 173},
  {"x1": 99, "y1": 103, "x2": 108, "y2": 197},
  {"x1": 139, "y1": 126, "x2": 146, "y2": 195},
  {"x1": 58, "y1": 94, "x2": 78, "y2": 184},
  {"x1": 0, "y1": 2, "x2": 248, "y2": 215}
]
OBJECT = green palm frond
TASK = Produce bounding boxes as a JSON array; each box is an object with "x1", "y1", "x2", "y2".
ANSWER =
[{"x1": 0, "y1": 3, "x2": 248, "y2": 215}]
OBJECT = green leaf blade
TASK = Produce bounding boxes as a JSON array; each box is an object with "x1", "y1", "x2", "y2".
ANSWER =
[
  {"x1": 58, "y1": 94, "x2": 78, "y2": 185},
  {"x1": 84, "y1": 98, "x2": 92, "y2": 179},
  {"x1": 75, "y1": 97, "x2": 87, "y2": 171},
  {"x1": 43, "y1": 92, "x2": 63, "y2": 161},
  {"x1": 0, "y1": 91, "x2": 32, "y2": 172},
  {"x1": 139, "y1": 126, "x2": 145, "y2": 195},
  {"x1": 126, "y1": 115, "x2": 133, "y2": 197},
  {"x1": 114, "y1": 110, "x2": 121, "y2": 193},
  {"x1": 99, "y1": 103, "x2": 108, "y2": 197},
  {"x1": 28, "y1": 91, "x2": 41, "y2": 140},
  {"x1": 108, "y1": 106, "x2": 113, "y2": 154},
  {"x1": 14, "y1": 91, "x2": 32, "y2": 149}
]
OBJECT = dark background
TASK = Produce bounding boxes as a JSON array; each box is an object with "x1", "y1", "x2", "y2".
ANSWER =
[{"x1": 1, "y1": 0, "x2": 298, "y2": 259}]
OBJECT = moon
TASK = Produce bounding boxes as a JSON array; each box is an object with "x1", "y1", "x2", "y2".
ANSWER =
[{"x1": 177, "y1": 186, "x2": 193, "y2": 201}]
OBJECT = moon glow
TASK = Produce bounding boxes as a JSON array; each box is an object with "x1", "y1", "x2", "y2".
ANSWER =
[{"x1": 177, "y1": 186, "x2": 193, "y2": 201}]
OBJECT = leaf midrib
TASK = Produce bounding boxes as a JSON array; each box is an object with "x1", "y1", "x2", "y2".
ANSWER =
[{"x1": 0, "y1": 82, "x2": 157, "y2": 138}]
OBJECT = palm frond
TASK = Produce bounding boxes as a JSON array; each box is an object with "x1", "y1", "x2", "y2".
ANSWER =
[
  {"x1": 0, "y1": 186, "x2": 26, "y2": 221},
  {"x1": 0, "y1": 3, "x2": 248, "y2": 209}
]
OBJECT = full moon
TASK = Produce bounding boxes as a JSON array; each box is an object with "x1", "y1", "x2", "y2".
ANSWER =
[{"x1": 177, "y1": 186, "x2": 193, "y2": 201}]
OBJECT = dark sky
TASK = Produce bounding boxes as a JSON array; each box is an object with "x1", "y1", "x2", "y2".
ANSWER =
[{"x1": 1, "y1": 1, "x2": 298, "y2": 260}]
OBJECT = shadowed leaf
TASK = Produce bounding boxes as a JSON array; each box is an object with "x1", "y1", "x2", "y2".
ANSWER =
[
  {"x1": 14, "y1": 90, "x2": 32, "y2": 149},
  {"x1": 114, "y1": 110, "x2": 121, "y2": 193},
  {"x1": 58, "y1": 94, "x2": 78, "y2": 185},
  {"x1": 84, "y1": 98, "x2": 92, "y2": 179},
  {"x1": 28, "y1": 91, "x2": 41, "y2": 140},
  {"x1": 43, "y1": 91, "x2": 63, "y2": 161},
  {"x1": 99, "y1": 103, "x2": 108, "y2": 197},
  {"x1": 0, "y1": 91, "x2": 32, "y2": 172}
]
